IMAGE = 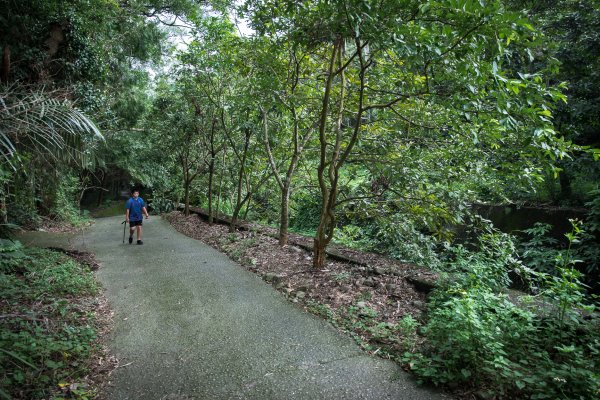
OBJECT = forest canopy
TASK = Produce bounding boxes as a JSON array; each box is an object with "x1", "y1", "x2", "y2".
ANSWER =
[{"x1": 1, "y1": 0, "x2": 599, "y2": 398}]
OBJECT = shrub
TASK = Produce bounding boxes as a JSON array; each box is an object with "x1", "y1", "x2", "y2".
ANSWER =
[
  {"x1": 407, "y1": 221, "x2": 599, "y2": 399},
  {"x1": 149, "y1": 196, "x2": 175, "y2": 214},
  {"x1": 0, "y1": 243, "x2": 100, "y2": 399}
]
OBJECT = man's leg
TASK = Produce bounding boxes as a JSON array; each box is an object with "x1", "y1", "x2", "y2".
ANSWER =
[
  {"x1": 136, "y1": 225, "x2": 143, "y2": 244},
  {"x1": 129, "y1": 225, "x2": 135, "y2": 244}
]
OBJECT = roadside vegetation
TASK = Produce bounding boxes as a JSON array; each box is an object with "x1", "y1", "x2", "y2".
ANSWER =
[
  {"x1": 168, "y1": 209, "x2": 599, "y2": 399},
  {"x1": 0, "y1": 240, "x2": 111, "y2": 399},
  {"x1": 1, "y1": 0, "x2": 598, "y2": 399}
]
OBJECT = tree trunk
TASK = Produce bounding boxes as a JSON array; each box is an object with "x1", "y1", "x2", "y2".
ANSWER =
[
  {"x1": 96, "y1": 173, "x2": 107, "y2": 206},
  {"x1": 231, "y1": 191, "x2": 251, "y2": 232},
  {"x1": 1, "y1": 45, "x2": 10, "y2": 83},
  {"x1": 312, "y1": 38, "x2": 367, "y2": 268},
  {"x1": 559, "y1": 169, "x2": 572, "y2": 202},
  {"x1": 184, "y1": 179, "x2": 190, "y2": 216},
  {"x1": 313, "y1": 40, "x2": 341, "y2": 268},
  {"x1": 313, "y1": 236, "x2": 327, "y2": 269},
  {"x1": 242, "y1": 191, "x2": 252, "y2": 220},
  {"x1": 207, "y1": 157, "x2": 215, "y2": 224},
  {"x1": 230, "y1": 129, "x2": 251, "y2": 232},
  {"x1": 230, "y1": 199, "x2": 243, "y2": 232},
  {"x1": 231, "y1": 176, "x2": 244, "y2": 232},
  {"x1": 216, "y1": 152, "x2": 226, "y2": 221},
  {"x1": 279, "y1": 183, "x2": 290, "y2": 245},
  {"x1": 313, "y1": 199, "x2": 336, "y2": 268}
]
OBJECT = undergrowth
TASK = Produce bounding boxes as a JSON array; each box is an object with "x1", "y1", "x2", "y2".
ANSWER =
[
  {"x1": 310, "y1": 220, "x2": 600, "y2": 399},
  {"x1": 0, "y1": 240, "x2": 100, "y2": 399},
  {"x1": 405, "y1": 220, "x2": 600, "y2": 400}
]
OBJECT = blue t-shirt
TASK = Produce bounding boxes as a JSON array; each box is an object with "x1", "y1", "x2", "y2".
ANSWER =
[{"x1": 126, "y1": 197, "x2": 145, "y2": 221}]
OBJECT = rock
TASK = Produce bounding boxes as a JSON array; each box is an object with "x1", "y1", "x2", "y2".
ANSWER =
[
  {"x1": 275, "y1": 282, "x2": 286, "y2": 290},
  {"x1": 264, "y1": 273, "x2": 285, "y2": 285},
  {"x1": 385, "y1": 283, "x2": 396, "y2": 291},
  {"x1": 355, "y1": 279, "x2": 364, "y2": 286},
  {"x1": 373, "y1": 267, "x2": 387, "y2": 276},
  {"x1": 411, "y1": 300, "x2": 426, "y2": 309},
  {"x1": 356, "y1": 301, "x2": 367, "y2": 308},
  {"x1": 296, "y1": 284, "x2": 309, "y2": 292},
  {"x1": 340, "y1": 285, "x2": 352, "y2": 293},
  {"x1": 475, "y1": 390, "x2": 495, "y2": 400},
  {"x1": 364, "y1": 277, "x2": 375, "y2": 287},
  {"x1": 295, "y1": 291, "x2": 306, "y2": 299},
  {"x1": 405, "y1": 274, "x2": 437, "y2": 293}
]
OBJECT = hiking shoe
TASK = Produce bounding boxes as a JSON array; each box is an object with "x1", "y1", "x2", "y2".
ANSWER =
[
  {"x1": 128, "y1": 236, "x2": 133, "y2": 244},
  {"x1": 137, "y1": 240, "x2": 143, "y2": 245}
]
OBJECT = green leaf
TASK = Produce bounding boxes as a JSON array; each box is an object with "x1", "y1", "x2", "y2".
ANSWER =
[{"x1": 0, "y1": 349, "x2": 38, "y2": 370}]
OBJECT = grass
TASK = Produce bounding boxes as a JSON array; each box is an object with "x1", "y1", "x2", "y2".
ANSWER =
[
  {"x1": 88, "y1": 200, "x2": 124, "y2": 218},
  {"x1": 0, "y1": 240, "x2": 102, "y2": 399},
  {"x1": 288, "y1": 226, "x2": 317, "y2": 237}
]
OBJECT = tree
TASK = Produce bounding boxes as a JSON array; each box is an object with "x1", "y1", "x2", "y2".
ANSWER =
[
  {"x1": 511, "y1": 0, "x2": 600, "y2": 203},
  {"x1": 0, "y1": 0, "x2": 205, "y2": 225},
  {"x1": 249, "y1": 38, "x2": 318, "y2": 245},
  {"x1": 243, "y1": 0, "x2": 570, "y2": 268},
  {"x1": 178, "y1": 16, "x2": 238, "y2": 223}
]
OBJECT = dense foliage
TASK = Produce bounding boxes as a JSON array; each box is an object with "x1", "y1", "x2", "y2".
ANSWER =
[
  {"x1": 0, "y1": 241, "x2": 100, "y2": 399},
  {"x1": 406, "y1": 221, "x2": 599, "y2": 399},
  {"x1": 0, "y1": 0, "x2": 203, "y2": 228},
  {"x1": 1, "y1": 0, "x2": 598, "y2": 398}
]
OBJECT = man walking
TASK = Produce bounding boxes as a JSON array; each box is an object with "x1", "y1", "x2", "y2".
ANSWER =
[{"x1": 125, "y1": 189, "x2": 149, "y2": 245}]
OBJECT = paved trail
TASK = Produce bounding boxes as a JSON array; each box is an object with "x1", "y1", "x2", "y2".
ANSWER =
[{"x1": 37, "y1": 216, "x2": 448, "y2": 399}]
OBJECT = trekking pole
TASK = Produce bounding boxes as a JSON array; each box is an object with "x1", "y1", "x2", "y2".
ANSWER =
[{"x1": 122, "y1": 220, "x2": 127, "y2": 243}]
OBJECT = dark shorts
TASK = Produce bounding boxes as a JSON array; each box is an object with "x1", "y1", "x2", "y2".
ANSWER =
[{"x1": 130, "y1": 220, "x2": 143, "y2": 227}]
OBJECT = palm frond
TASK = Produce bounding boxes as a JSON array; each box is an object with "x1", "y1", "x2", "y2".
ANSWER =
[{"x1": 0, "y1": 85, "x2": 104, "y2": 170}]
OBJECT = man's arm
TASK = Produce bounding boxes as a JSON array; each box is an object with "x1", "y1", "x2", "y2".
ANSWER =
[
  {"x1": 142, "y1": 207, "x2": 149, "y2": 219},
  {"x1": 125, "y1": 208, "x2": 130, "y2": 223}
]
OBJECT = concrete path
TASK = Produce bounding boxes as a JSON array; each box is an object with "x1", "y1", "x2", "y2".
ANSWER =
[{"x1": 46, "y1": 216, "x2": 448, "y2": 399}]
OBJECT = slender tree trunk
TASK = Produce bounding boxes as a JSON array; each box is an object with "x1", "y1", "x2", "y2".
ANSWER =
[
  {"x1": 279, "y1": 183, "x2": 291, "y2": 245},
  {"x1": 215, "y1": 147, "x2": 226, "y2": 221},
  {"x1": 1, "y1": 45, "x2": 10, "y2": 83},
  {"x1": 230, "y1": 192, "x2": 251, "y2": 232},
  {"x1": 313, "y1": 38, "x2": 368, "y2": 268},
  {"x1": 242, "y1": 191, "x2": 253, "y2": 220},
  {"x1": 96, "y1": 173, "x2": 106, "y2": 206},
  {"x1": 183, "y1": 178, "x2": 190, "y2": 216},
  {"x1": 231, "y1": 171, "x2": 244, "y2": 232},
  {"x1": 314, "y1": 192, "x2": 337, "y2": 268},
  {"x1": 230, "y1": 207, "x2": 241, "y2": 232},
  {"x1": 230, "y1": 129, "x2": 251, "y2": 232},
  {"x1": 313, "y1": 39, "x2": 341, "y2": 268},
  {"x1": 207, "y1": 157, "x2": 215, "y2": 224},
  {"x1": 558, "y1": 160, "x2": 572, "y2": 202}
]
